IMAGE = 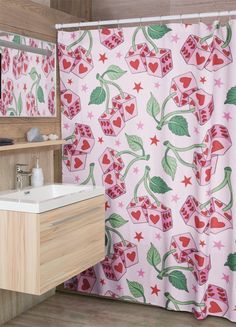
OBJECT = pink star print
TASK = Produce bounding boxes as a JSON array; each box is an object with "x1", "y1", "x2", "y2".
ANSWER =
[
  {"x1": 116, "y1": 52, "x2": 122, "y2": 59},
  {"x1": 137, "y1": 121, "x2": 144, "y2": 129},
  {"x1": 155, "y1": 233, "x2": 161, "y2": 240},
  {"x1": 214, "y1": 78, "x2": 223, "y2": 88},
  {"x1": 137, "y1": 269, "x2": 145, "y2": 277},
  {"x1": 171, "y1": 34, "x2": 180, "y2": 43},
  {"x1": 115, "y1": 139, "x2": 121, "y2": 147},
  {"x1": 194, "y1": 127, "x2": 199, "y2": 134},
  {"x1": 118, "y1": 202, "x2": 124, "y2": 208},
  {"x1": 133, "y1": 167, "x2": 139, "y2": 174},
  {"x1": 87, "y1": 111, "x2": 94, "y2": 120},
  {"x1": 222, "y1": 273, "x2": 230, "y2": 283},
  {"x1": 116, "y1": 284, "x2": 123, "y2": 291},
  {"x1": 71, "y1": 32, "x2": 77, "y2": 39},
  {"x1": 82, "y1": 84, "x2": 88, "y2": 92},
  {"x1": 63, "y1": 123, "x2": 70, "y2": 130},
  {"x1": 171, "y1": 194, "x2": 180, "y2": 202},
  {"x1": 223, "y1": 112, "x2": 232, "y2": 122},
  {"x1": 214, "y1": 241, "x2": 224, "y2": 250}
]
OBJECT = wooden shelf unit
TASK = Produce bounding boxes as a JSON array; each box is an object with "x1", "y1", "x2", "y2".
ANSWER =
[{"x1": 0, "y1": 140, "x2": 65, "y2": 152}]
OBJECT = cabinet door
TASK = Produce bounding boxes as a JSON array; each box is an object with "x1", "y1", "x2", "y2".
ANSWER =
[{"x1": 40, "y1": 196, "x2": 105, "y2": 294}]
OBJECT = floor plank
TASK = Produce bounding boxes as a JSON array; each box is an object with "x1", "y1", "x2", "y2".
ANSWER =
[{"x1": 4, "y1": 292, "x2": 234, "y2": 327}]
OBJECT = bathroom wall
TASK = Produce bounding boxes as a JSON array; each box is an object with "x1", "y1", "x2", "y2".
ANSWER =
[
  {"x1": 92, "y1": 0, "x2": 236, "y2": 21},
  {"x1": 0, "y1": 0, "x2": 80, "y2": 324},
  {"x1": 51, "y1": 0, "x2": 92, "y2": 20}
]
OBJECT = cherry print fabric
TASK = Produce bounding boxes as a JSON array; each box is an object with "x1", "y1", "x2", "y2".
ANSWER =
[{"x1": 58, "y1": 21, "x2": 236, "y2": 322}]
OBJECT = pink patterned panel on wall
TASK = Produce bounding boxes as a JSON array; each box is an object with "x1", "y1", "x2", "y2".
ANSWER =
[{"x1": 0, "y1": 31, "x2": 56, "y2": 117}]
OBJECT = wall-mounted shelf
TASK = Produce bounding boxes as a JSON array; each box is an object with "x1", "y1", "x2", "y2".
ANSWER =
[{"x1": 0, "y1": 140, "x2": 66, "y2": 152}]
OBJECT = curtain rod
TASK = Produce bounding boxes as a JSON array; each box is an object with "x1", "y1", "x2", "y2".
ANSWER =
[
  {"x1": 55, "y1": 10, "x2": 236, "y2": 30},
  {"x1": 0, "y1": 40, "x2": 52, "y2": 56}
]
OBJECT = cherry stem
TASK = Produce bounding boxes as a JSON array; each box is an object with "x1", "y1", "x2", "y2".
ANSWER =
[
  {"x1": 132, "y1": 26, "x2": 142, "y2": 50},
  {"x1": 157, "y1": 108, "x2": 195, "y2": 130},
  {"x1": 119, "y1": 296, "x2": 140, "y2": 303},
  {"x1": 222, "y1": 22, "x2": 232, "y2": 48},
  {"x1": 97, "y1": 73, "x2": 125, "y2": 99},
  {"x1": 106, "y1": 226, "x2": 126, "y2": 246},
  {"x1": 67, "y1": 31, "x2": 87, "y2": 51},
  {"x1": 106, "y1": 230, "x2": 112, "y2": 256},
  {"x1": 81, "y1": 163, "x2": 96, "y2": 186},
  {"x1": 116, "y1": 150, "x2": 141, "y2": 158},
  {"x1": 212, "y1": 167, "x2": 232, "y2": 211},
  {"x1": 163, "y1": 141, "x2": 206, "y2": 169},
  {"x1": 164, "y1": 292, "x2": 205, "y2": 308},
  {"x1": 159, "y1": 92, "x2": 176, "y2": 123},
  {"x1": 141, "y1": 26, "x2": 159, "y2": 53},
  {"x1": 120, "y1": 154, "x2": 150, "y2": 181}
]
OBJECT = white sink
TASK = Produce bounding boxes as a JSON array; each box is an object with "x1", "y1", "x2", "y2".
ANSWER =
[{"x1": 0, "y1": 184, "x2": 104, "y2": 213}]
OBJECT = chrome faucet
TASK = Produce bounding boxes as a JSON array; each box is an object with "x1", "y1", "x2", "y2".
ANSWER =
[{"x1": 16, "y1": 164, "x2": 32, "y2": 191}]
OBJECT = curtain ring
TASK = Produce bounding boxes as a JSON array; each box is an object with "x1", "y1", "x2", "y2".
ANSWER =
[
  {"x1": 98, "y1": 20, "x2": 101, "y2": 32},
  {"x1": 217, "y1": 11, "x2": 221, "y2": 26},
  {"x1": 228, "y1": 11, "x2": 232, "y2": 23},
  {"x1": 117, "y1": 19, "x2": 120, "y2": 29},
  {"x1": 139, "y1": 17, "x2": 142, "y2": 28},
  {"x1": 180, "y1": 14, "x2": 183, "y2": 24},
  {"x1": 198, "y1": 13, "x2": 201, "y2": 24},
  {"x1": 77, "y1": 22, "x2": 81, "y2": 36},
  {"x1": 160, "y1": 15, "x2": 163, "y2": 25}
]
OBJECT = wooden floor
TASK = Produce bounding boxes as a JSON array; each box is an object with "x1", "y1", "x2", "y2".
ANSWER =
[{"x1": 4, "y1": 292, "x2": 234, "y2": 327}]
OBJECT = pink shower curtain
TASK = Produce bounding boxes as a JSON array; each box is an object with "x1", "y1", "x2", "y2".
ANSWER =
[{"x1": 58, "y1": 21, "x2": 236, "y2": 322}]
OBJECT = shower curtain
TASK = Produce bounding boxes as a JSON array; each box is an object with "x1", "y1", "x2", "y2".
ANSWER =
[{"x1": 58, "y1": 21, "x2": 236, "y2": 322}]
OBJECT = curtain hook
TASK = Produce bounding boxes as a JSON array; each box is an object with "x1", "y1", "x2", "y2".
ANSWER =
[
  {"x1": 117, "y1": 19, "x2": 120, "y2": 29},
  {"x1": 180, "y1": 14, "x2": 183, "y2": 25},
  {"x1": 98, "y1": 20, "x2": 101, "y2": 32}
]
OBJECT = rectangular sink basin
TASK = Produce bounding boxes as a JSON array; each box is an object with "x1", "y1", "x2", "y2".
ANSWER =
[{"x1": 0, "y1": 184, "x2": 104, "y2": 213}]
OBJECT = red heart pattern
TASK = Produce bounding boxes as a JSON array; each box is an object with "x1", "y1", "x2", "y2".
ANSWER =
[
  {"x1": 102, "y1": 154, "x2": 110, "y2": 165},
  {"x1": 209, "y1": 301, "x2": 223, "y2": 313},
  {"x1": 81, "y1": 278, "x2": 90, "y2": 291},
  {"x1": 131, "y1": 210, "x2": 141, "y2": 220},
  {"x1": 130, "y1": 59, "x2": 140, "y2": 70},
  {"x1": 114, "y1": 263, "x2": 123, "y2": 273},
  {"x1": 179, "y1": 236, "x2": 190, "y2": 247},
  {"x1": 194, "y1": 254, "x2": 204, "y2": 267},
  {"x1": 127, "y1": 251, "x2": 136, "y2": 262},
  {"x1": 150, "y1": 214, "x2": 160, "y2": 224},
  {"x1": 180, "y1": 76, "x2": 192, "y2": 88}
]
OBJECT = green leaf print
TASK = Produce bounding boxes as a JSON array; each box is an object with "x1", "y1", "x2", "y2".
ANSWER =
[
  {"x1": 162, "y1": 155, "x2": 177, "y2": 181},
  {"x1": 29, "y1": 67, "x2": 38, "y2": 80},
  {"x1": 225, "y1": 253, "x2": 236, "y2": 271},
  {"x1": 12, "y1": 35, "x2": 21, "y2": 44},
  {"x1": 224, "y1": 86, "x2": 236, "y2": 105},
  {"x1": 125, "y1": 134, "x2": 144, "y2": 152},
  {"x1": 17, "y1": 93, "x2": 22, "y2": 115},
  {"x1": 149, "y1": 176, "x2": 172, "y2": 194},
  {"x1": 108, "y1": 213, "x2": 128, "y2": 228},
  {"x1": 147, "y1": 92, "x2": 160, "y2": 118},
  {"x1": 106, "y1": 65, "x2": 126, "y2": 80},
  {"x1": 89, "y1": 86, "x2": 106, "y2": 105},
  {"x1": 168, "y1": 116, "x2": 190, "y2": 137},
  {"x1": 37, "y1": 86, "x2": 45, "y2": 103},
  {"x1": 147, "y1": 243, "x2": 161, "y2": 267},
  {"x1": 147, "y1": 25, "x2": 172, "y2": 40},
  {"x1": 168, "y1": 270, "x2": 188, "y2": 292},
  {"x1": 126, "y1": 280, "x2": 145, "y2": 299}
]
